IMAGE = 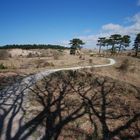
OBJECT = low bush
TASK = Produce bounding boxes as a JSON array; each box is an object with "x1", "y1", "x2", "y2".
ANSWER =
[
  {"x1": 0, "y1": 50, "x2": 11, "y2": 59},
  {"x1": 35, "y1": 59, "x2": 54, "y2": 68},
  {"x1": 52, "y1": 50, "x2": 61, "y2": 60},
  {"x1": 0, "y1": 63, "x2": 7, "y2": 69},
  {"x1": 27, "y1": 53, "x2": 34, "y2": 58},
  {"x1": 117, "y1": 59, "x2": 129, "y2": 72},
  {"x1": 89, "y1": 59, "x2": 93, "y2": 64}
]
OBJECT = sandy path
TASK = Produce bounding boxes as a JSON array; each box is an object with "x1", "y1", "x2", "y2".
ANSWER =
[
  {"x1": 23, "y1": 58, "x2": 116, "y2": 85},
  {"x1": 0, "y1": 58, "x2": 116, "y2": 140}
]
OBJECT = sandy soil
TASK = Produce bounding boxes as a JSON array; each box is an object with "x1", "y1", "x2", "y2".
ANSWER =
[
  {"x1": 0, "y1": 49, "x2": 108, "y2": 74},
  {"x1": 9, "y1": 49, "x2": 41, "y2": 57},
  {"x1": 90, "y1": 56, "x2": 140, "y2": 87}
]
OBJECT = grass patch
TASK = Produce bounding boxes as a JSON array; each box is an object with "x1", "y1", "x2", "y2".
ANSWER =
[{"x1": 0, "y1": 63, "x2": 7, "y2": 69}]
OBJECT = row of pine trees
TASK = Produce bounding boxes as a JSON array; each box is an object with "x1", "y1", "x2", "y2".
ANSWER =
[{"x1": 69, "y1": 33, "x2": 140, "y2": 56}]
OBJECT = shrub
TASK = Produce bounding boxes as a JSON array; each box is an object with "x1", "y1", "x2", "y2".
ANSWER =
[
  {"x1": 90, "y1": 53, "x2": 96, "y2": 57},
  {"x1": 58, "y1": 49, "x2": 64, "y2": 53},
  {"x1": 79, "y1": 55, "x2": 82, "y2": 59},
  {"x1": 41, "y1": 62, "x2": 54, "y2": 67},
  {"x1": 89, "y1": 59, "x2": 93, "y2": 64},
  {"x1": 0, "y1": 63, "x2": 7, "y2": 69},
  {"x1": 52, "y1": 50, "x2": 61, "y2": 60},
  {"x1": 0, "y1": 50, "x2": 10, "y2": 59},
  {"x1": 70, "y1": 48, "x2": 76, "y2": 55},
  {"x1": 35, "y1": 59, "x2": 54, "y2": 68},
  {"x1": 27, "y1": 52, "x2": 34, "y2": 58},
  {"x1": 118, "y1": 59, "x2": 129, "y2": 72},
  {"x1": 127, "y1": 52, "x2": 131, "y2": 56}
]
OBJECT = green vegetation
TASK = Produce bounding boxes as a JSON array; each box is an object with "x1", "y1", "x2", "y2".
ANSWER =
[
  {"x1": 134, "y1": 33, "x2": 140, "y2": 56},
  {"x1": 69, "y1": 38, "x2": 85, "y2": 55},
  {"x1": 0, "y1": 44, "x2": 69, "y2": 50},
  {"x1": 117, "y1": 59, "x2": 129, "y2": 72},
  {"x1": 97, "y1": 34, "x2": 131, "y2": 54},
  {"x1": 97, "y1": 37, "x2": 106, "y2": 54},
  {"x1": 0, "y1": 49, "x2": 11, "y2": 59},
  {"x1": 0, "y1": 63, "x2": 7, "y2": 69}
]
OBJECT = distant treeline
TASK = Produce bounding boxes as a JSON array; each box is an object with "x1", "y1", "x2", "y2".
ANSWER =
[{"x1": 0, "y1": 44, "x2": 69, "y2": 50}]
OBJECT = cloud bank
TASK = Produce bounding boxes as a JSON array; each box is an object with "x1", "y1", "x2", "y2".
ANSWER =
[{"x1": 61, "y1": 13, "x2": 140, "y2": 48}]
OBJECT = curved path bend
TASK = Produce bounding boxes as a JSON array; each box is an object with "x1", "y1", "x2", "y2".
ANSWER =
[
  {"x1": 0, "y1": 58, "x2": 116, "y2": 140},
  {"x1": 24, "y1": 58, "x2": 116, "y2": 85}
]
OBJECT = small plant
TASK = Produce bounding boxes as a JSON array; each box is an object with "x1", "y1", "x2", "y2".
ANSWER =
[
  {"x1": 127, "y1": 52, "x2": 131, "y2": 56},
  {"x1": 90, "y1": 53, "x2": 94, "y2": 57},
  {"x1": 58, "y1": 49, "x2": 63, "y2": 53},
  {"x1": 27, "y1": 52, "x2": 33, "y2": 58},
  {"x1": 79, "y1": 55, "x2": 82, "y2": 59},
  {"x1": 118, "y1": 59, "x2": 129, "y2": 72},
  {"x1": 89, "y1": 59, "x2": 93, "y2": 64},
  {"x1": 0, "y1": 63, "x2": 7, "y2": 69},
  {"x1": 52, "y1": 51, "x2": 60, "y2": 60},
  {"x1": 53, "y1": 53, "x2": 59, "y2": 60},
  {"x1": 35, "y1": 59, "x2": 54, "y2": 68},
  {"x1": 0, "y1": 50, "x2": 10, "y2": 59}
]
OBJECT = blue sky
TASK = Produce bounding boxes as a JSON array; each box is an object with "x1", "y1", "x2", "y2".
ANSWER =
[{"x1": 0, "y1": 0, "x2": 140, "y2": 47}]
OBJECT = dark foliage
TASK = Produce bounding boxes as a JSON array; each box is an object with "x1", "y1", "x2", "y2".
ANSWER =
[
  {"x1": 133, "y1": 33, "x2": 140, "y2": 56},
  {"x1": 0, "y1": 44, "x2": 69, "y2": 50}
]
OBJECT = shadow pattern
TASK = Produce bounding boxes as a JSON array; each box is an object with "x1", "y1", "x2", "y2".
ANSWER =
[{"x1": 0, "y1": 70, "x2": 140, "y2": 140}]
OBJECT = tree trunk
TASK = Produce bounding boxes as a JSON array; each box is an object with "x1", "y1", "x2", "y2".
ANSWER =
[
  {"x1": 111, "y1": 44, "x2": 115, "y2": 55},
  {"x1": 135, "y1": 46, "x2": 138, "y2": 56},
  {"x1": 118, "y1": 44, "x2": 121, "y2": 54},
  {"x1": 102, "y1": 126, "x2": 110, "y2": 140},
  {"x1": 97, "y1": 116, "x2": 110, "y2": 140},
  {"x1": 42, "y1": 127, "x2": 61, "y2": 140},
  {"x1": 99, "y1": 45, "x2": 102, "y2": 54}
]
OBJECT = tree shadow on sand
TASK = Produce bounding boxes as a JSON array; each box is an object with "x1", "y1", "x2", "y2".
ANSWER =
[
  {"x1": 0, "y1": 70, "x2": 140, "y2": 140},
  {"x1": 0, "y1": 71, "x2": 87, "y2": 140},
  {"x1": 70, "y1": 71, "x2": 140, "y2": 140}
]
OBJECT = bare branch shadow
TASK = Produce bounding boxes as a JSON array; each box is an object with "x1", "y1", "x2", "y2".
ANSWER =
[
  {"x1": 70, "y1": 71, "x2": 140, "y2": 140},
  {"x1": 0, "y1": 70, "x2": 140, "y2": 140},
  {"x1": 0, "y1": 71, "x2": 87, "y2": 140}
]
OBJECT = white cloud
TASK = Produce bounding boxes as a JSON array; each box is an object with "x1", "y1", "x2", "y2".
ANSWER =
[
  {"x1": 78, "y1": 33, "x2": 111, "y2": 48},
  {"x1": 123, "y1": 13, "x2": 140, "y2": 34},
  {"x1": 132, "y1": 12, "x2": 140, "y2": 22},
  {"x1": 102, "y1": 13, "x2": 140, "y2": 35},
  {"x1": 102, "y1": 23, "x2": 123, "y2": 31},
  {"x1": 126, "y1": 13, "x2": 140, "y2": 23},
  {"x1": 60, "y1": 13, "x2": 140, "y2": 48}
]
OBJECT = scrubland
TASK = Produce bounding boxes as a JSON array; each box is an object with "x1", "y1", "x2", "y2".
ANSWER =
[{"x1": 0, "y1": 48, "x2": 140, "y2": 140}]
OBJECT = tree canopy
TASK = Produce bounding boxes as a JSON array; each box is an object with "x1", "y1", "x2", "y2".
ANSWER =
[
  {"x1": 0, "y1": 44, "x2": 68, "y2": 50},
  {"x1": 97, "y1": 37, "x2": 106, "y2": 54},
  {"x1": 97, "y1": 34, "x2": 131, "y2": 54},
  {"x1": 134, "y1": 33, "x2": 140, "y2": 56},
  {"x1": 69, "y1": 38, "x2": 85, "y2": 55}
]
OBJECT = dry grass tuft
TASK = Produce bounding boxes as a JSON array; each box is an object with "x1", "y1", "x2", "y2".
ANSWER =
[
  {"x1": 0, "y1": 50, "x2": 11, "y2": 59},
  {"x1": 117, "y1": 59, "x2": 129, "y2": 72}
]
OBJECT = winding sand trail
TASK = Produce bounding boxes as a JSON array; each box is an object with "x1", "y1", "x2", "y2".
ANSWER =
[
  {"x1": 0, "y1": 58, "x2": 116, "y2": 140},
  {"x1": 23, "y1": 58, "x2": 116, "y2": 85}
]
